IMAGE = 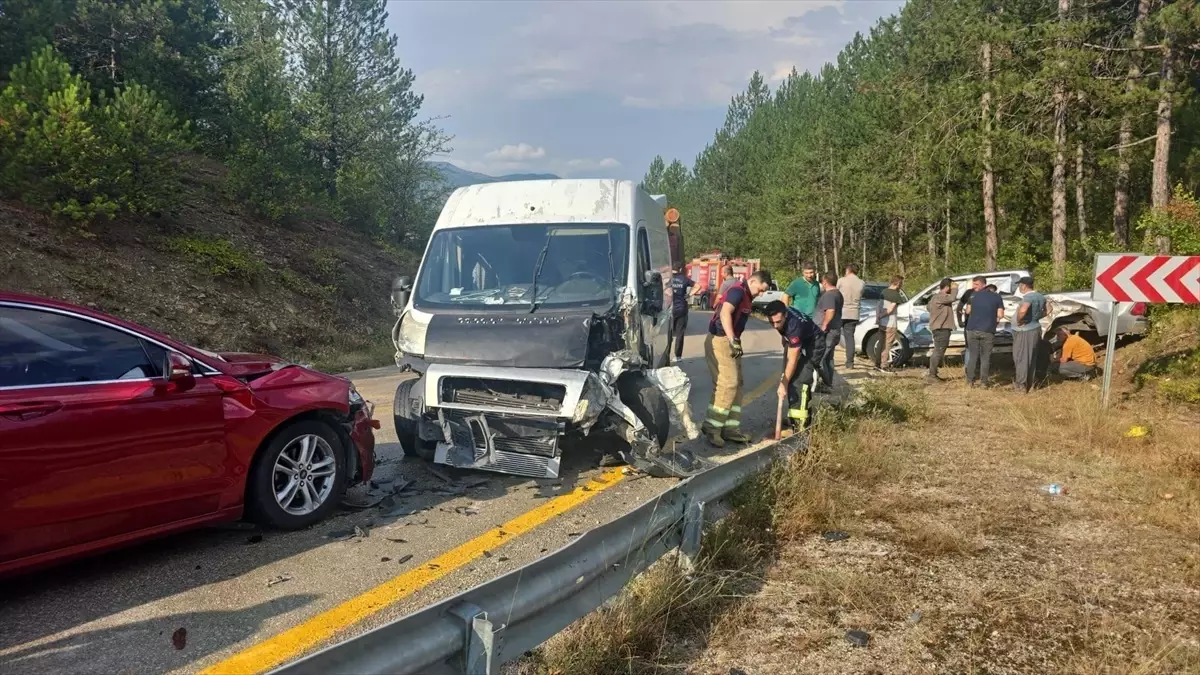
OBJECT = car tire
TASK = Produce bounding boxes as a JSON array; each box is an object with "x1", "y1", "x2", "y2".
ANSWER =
[
  {"x1": 393, "y1": 374, "x2": 433, "y2": 460},
  {"x1": 247, "y1": 419, "x2": 347, "y2": 530},
  {"x1": 866, "y1": 331, "x2": 912, "y2": 368}
]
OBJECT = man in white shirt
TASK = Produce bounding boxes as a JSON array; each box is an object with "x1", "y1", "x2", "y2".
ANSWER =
[{"x1": 836, "y1": 263, "x2": 865, "y2": 369}]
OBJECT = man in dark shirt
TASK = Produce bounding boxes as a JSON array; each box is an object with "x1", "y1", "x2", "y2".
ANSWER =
[
  {"x1": 765, "y1": 300, "x2": 820, "y2": 432},
  {"x1": 962, "y1": 276, "x2": 1006, "y2": 387},
  {"x1": 812, "y1": 272, "x2": 844, "y2": 391},
  {"x1": 876, "y1": 276, "x2": 905, "y2": 371},
  {"x1": 703, "y1": 269, "x2": 772, "y2": 447},
  {"x1": 668, "y1": 263, "x2": 694, "y2": 362}
]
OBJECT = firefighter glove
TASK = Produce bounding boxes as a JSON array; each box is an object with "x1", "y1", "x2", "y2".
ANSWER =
[{"x1": 730, "y1": 338, "x2": 744, "y2": 358}]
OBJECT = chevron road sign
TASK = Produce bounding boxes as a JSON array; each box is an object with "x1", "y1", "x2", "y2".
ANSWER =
[
  {"x1": 1091, "y1": 253, "x2": 1200, "y2": 408},
  {"x1": 1092, "y1": 254, "x2": 1200, "y2": 304}
]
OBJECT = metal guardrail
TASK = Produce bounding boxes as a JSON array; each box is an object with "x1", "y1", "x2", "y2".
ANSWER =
[{"x1": 269, "y1": 436, "x2": 803, "y2": 675}]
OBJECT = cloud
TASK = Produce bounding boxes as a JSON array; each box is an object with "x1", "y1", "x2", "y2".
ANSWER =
[
  {"x1": 450, "y1": 154, "x2": 623, "y2": 178},
  {"x1": 484, "y1": 142, "x2": 547, "y2": 162}
]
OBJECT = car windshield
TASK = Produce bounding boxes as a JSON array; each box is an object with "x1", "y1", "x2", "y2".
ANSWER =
[{"x1": 414, "y1": 223, "x2": 630, "y2": 310}]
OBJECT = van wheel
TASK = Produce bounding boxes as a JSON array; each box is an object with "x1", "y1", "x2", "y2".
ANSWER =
[
  {"x1": 616, "y1": 373, "x2": 671, "y2": 449},
  {"x1": 247, "y1": 420, "x2": 347, "y2": 530},
  {"x1": 393, "y1": 374, "x2": 433, "y2": 460},
  {"x1": 866, "y1": 332, "x2": 912, "y2": 368}
]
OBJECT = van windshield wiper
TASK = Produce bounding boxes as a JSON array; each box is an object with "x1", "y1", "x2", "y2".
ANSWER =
[
  {"x1": 528, "y1": 236, "x2": 553, "y2": 313},
  {"x1": 606, "y1": 231, "x2": 618, "y2": 309}
]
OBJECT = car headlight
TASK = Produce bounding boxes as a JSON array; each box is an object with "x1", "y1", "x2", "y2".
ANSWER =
[{"x1": 349, "y1": 385, "x2": 364, "y2": 407}]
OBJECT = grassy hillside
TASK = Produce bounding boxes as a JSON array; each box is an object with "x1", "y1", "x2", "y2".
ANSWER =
[{"x1": 0, "y1": 156, "x2": 418, "y2": 373}]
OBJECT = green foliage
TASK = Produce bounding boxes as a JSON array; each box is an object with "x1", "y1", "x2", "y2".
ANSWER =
[
  {"x1": 0, "y1": 47, "x2": 189, "y2": 220},
  {"x1": 1135, "y1": 307, "x2": 1200, "y2": 405},
  {"x1": 645, "y1": 0, "x2": 1200, "y2": 287},
  {"x1": 1136, "y1": 184, "x2": 1200, "y2": 256},
  {"x1": 168, "y1": 235, "x2": 264, "y2": 281}
]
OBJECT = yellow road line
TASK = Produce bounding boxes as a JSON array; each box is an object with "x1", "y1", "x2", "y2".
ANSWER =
[
  {"x1": 203, "y1": 371, "x2": 780, "y2": 675},
  {"x1": 201, "y1": 467, "x2": 626, "y2": 675}
]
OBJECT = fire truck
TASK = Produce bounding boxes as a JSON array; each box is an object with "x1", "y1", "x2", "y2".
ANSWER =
[{"x1": 685, "y1": 251, "x2": 762, "y2": 310}]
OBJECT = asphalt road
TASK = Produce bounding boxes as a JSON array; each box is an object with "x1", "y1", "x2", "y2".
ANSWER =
[{"x1": 0, "y1": 316, "x2": 863, "y2": 675}]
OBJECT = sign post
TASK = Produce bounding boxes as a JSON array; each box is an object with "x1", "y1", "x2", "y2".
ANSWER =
[{"x1": 1091, "y1": 253, "x2": 1200, "y2": 406}]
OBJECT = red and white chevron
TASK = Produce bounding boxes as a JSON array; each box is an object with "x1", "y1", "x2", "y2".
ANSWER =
[{"x1": 1092, "y1": 254, "x2": 1200, "y2": 304}]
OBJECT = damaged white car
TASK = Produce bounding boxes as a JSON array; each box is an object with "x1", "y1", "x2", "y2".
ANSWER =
[{"x1": 388, "y1": 179, "x2": 703, "y2": 479}]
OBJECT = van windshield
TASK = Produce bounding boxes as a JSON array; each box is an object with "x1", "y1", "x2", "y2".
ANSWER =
[{"x1": 414, "y1": 223, "x2": 630, "y2": 310}]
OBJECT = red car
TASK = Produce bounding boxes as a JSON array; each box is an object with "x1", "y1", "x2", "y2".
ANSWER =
[{"x1": 0, "y1": 291, "x2": 378, "y2": 577}]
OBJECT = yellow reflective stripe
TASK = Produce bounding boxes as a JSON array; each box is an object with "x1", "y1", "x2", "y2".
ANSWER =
[
  {"x1": 705, "y1": 418, "x2": 726, "y2": 427},
  {"x1": 730, "y1": 405, "x2": 742, "y2": 413},
  {"x1": 708, "y1": 405, "x2": 730, "y2": 415},
  {"x1": 788, "y1": 409, "x2": 807, "y2": 420},
  {"x1": 725, "y1": 419, "x2": 741, "y2": 427}
]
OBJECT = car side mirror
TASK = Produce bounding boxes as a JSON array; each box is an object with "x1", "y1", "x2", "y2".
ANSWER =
[
  {"x1": 391, "y1": 275, "x2": 413, "y2": 315},
  {"x1": 162, "y1": 352, "x2": 194, "y2": 385},
  {"x1": 643, "y1": 270, "x2": 664, "y2": 313}
]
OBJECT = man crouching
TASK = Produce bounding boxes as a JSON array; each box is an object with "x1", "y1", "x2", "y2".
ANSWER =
[
  {"x1": 765, "y1": 300, "x2": 820, "y2": 434},
  {"x1": 702, "y1": 269, "x2": 772, "y2": 447}
]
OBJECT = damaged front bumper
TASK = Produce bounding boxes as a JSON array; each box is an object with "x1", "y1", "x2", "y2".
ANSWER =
[{"x1": 409, "y1": 353, "x2": 701, "y2": 479}]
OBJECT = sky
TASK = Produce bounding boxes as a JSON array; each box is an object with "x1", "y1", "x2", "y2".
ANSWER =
[{"x1": 386, "y1": 0, "x2": 907, "y2": 182}]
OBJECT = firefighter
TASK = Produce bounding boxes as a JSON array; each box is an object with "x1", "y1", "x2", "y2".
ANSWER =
[
  {"x1": 702, "y1": 269, "x2": 773, "y2": 447},
  {"x1": 764, "y1": 300, "x2": 819, "y2": 432}
]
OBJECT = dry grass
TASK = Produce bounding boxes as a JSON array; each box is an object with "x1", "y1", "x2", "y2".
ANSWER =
[{"x1": 516, "y1": 369, "x2": 1199, "y2": 675}]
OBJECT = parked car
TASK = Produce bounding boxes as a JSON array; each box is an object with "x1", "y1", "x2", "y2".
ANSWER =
[
  {"x1": 750, "y1": 281, "x2": 784, "y2": 310},
  {"x1": 851, "y1": 270, "x2": 1147, "y2": 367},
  {"x1": 0, "y1": 292, "x2": 378, "y2": 577}
]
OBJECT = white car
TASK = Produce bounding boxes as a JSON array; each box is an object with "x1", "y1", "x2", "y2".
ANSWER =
[{"x1": 852, "y1": 269, "x2": 1148, "y2": 367}]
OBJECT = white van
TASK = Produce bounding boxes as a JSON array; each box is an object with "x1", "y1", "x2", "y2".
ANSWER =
[{"x1": 387, "y1": 179, "x2": 700, "y2": 479}]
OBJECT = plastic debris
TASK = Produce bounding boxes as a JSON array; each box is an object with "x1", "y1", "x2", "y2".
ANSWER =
[
  {"x1": 908, "y1": 610, "x2": 923, "y2": 624},
  {"x1": 822, "y1": 530, "x2": 850, "y2": 543},
  {"x1": 1125, "y1": 425, "x2": 1149, "y2": 438},
  {"x1": 266, "y1": 574, "x2": 292, "y2": 587},
  {"x1": 845, "y1": 630, "x2": 870, "y2": 647},
  {"x1": 398, "y1": 554, "x2": 413, "y2": 564},
  {"x1": 1039, "y1": 483, "x2": 1068, "y2": 496}
]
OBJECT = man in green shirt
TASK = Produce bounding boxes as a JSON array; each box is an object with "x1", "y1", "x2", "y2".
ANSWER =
[{"x1": 783, "y1": 262, "x2": 821, "y2": 318}]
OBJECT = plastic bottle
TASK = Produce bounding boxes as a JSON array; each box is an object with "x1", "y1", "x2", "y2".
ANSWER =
[{"x1": 1039, "y1": 483, "x2": 1067, "y2": 496}]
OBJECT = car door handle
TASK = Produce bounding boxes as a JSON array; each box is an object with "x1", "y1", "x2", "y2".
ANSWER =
[{"x1": 0, "y1": 401, "x2": 64, "y2": 421}]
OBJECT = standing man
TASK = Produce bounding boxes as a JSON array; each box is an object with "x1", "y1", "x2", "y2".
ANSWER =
[
  {"x1": 963, "y1": 276, "x2": 1005, "y2": 387},
  {"x1": 837, "y1": 263, "x2": 865, "y2": 369},
  {"x1": 702, "y1": 270, "x2": 772, "y2": 447},
  {"x1": 716, "y1": 264, "x2": 737, "y2": 300},
  {"x1": 1051, "y1": 327, "x2": 1097, "y2": 380},
  {"x1": 813, "y1": 272, "x2": 844, "y2": 391},
  {"x1": 765, "y1": 300, "x2": 820, "y2": 432},
  {"x1": 927, "y1": 278, "x2": 956, "y2": 381},
  {"x1": 783, "y1": 262, "x2": 821, "y2": 318},
  {"x1": 1012, "y1": 275, "x2": 1046, "y2": 393},
  {"x1": 876, "y1": 276, "x2": 905, "y2": 371},
  {"x1": 668, "y1": 263, "x2": 694, "y2": 363}
]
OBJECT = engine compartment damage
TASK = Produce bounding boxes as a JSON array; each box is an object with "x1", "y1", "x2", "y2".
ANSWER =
[{"x1": 408, "y1": 350, "x2": 705, "y2": 479}]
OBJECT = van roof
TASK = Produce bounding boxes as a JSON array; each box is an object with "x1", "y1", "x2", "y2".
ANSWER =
[{"x1": 434, "y1": 178, "x2": 645, "y2": 230}]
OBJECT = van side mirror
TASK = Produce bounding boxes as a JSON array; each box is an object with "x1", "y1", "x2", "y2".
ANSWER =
[
  {"x1": 642, "y1": 270, "x2": 664, "y2": 314},
  {"x1": 391, "y1": 275, "x2": 412, "y2": 315}
]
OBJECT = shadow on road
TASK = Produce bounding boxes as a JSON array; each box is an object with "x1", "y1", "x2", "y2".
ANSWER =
[{"x1": 0, "y1": 595, "x2": 318, "y2": 674}]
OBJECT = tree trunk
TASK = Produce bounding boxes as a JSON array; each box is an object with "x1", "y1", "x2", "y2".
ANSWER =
[
  {"x1": 834, "y1": 221, "x2": 843, "y2": 273},
  {"x1": 1112, "y1": 0, "x2": 1150, "y2": 246},
  {"x1": 927, "y1": 219, "x2": 936, "y2": 275},
  {"x1": 1151, "y1": 42, "x2": 1174, "y2": 253},
  {"x1": 861, "y1": 219, "x2": 867, "y2": 276},
  {"x1": 1075, "y1": 137, "x2": 1087, "y2": 241},
  {"x1": 896, "y1": 218, "x2": 907, "y2": 277},
  {"x1": 1050, "y1": 0, "x2": 1070, "y2": 290},
  {"x1": 820, "y1": 220, "x2": 829, "y2": 272},
  {"x1": 981, "y1": 41, "x2": 998, "y2": 272},
  {"x1": 944, "y1": 196, "x2": 951, "y2": 269}
]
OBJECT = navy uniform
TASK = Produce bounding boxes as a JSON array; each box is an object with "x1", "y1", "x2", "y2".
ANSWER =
[
  {"x1": 668, "y1": 270, "x2": 694, "y2": 361},
  {"x1": 778, "y1": 306, "x2": 820, "y2": 430}
]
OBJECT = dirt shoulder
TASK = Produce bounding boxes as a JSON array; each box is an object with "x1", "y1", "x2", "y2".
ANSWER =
[
  {"x1": 694, "y1": 373, "x2": 1199, "y2": 675},
  {"x1": 521, "y1": 366, "x2": 1199, "y2": 675}
]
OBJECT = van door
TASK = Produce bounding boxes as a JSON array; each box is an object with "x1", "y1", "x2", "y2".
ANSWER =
[{"x1": 635, "y1": 227, "x2": 668, "y2": 365}]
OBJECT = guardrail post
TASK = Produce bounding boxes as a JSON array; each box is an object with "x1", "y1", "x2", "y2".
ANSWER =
[
  {"x1": 450, "y1": 603, "x2": 500, "y2": 674},
  {"x1": 679, "y1": 498, "x2": 705, "y2": 571}
]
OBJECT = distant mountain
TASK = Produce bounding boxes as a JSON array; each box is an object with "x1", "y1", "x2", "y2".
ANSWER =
[{"x1": 429, "y1": 161, "x2": 560, "y2": 189}]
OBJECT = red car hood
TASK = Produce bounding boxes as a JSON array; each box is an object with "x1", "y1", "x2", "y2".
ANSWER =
[{"x1": 215, "y1": 351, "x2": 292, "y2": 377}]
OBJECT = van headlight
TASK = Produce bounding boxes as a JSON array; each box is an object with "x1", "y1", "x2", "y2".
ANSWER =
[{"x1": 349, "y1": 385, "x2": 365, "y2": 407}]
